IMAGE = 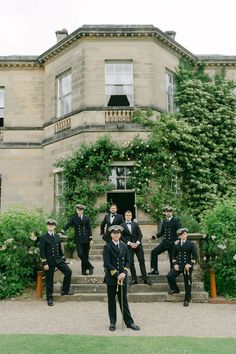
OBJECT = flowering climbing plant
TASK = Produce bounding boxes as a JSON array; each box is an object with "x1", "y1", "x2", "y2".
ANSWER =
[
  {"x1": 0, "y1": 207, "x2": 46, "y2": 299},
  {"x1": 201, "y1": 198, "x2": 236, "y2": 298}
]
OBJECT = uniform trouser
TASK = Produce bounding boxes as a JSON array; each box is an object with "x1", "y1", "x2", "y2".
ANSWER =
[
  {"x1": 45, "y1": 262, "x2": 72, "y2": 300},
  {"x1": 76, "y1": 242, "x2": 93, "y2": 273},
  {"x1": 107, "y1": 284, "x2": 134, "y2": 326},
  {"x1": 128, "y1": 245, "x2": 148, "y2": 281},
  {"x1": 150, "y1": 240, "x2": 174, "y2": 271},
  {"x1": 167, "y1": 268, "x2": 193, "y2": 301}
]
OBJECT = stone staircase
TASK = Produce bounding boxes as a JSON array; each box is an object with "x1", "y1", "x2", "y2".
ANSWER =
[{"x1": 53, "y1": 240, "x2": 209, "y2": 303}]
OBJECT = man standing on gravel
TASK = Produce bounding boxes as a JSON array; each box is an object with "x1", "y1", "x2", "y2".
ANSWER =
[
  {"x1": 103, "y1": 225, "x2": 140, "y2": 331},
  {"x1": 40, "y1": 219, "x2": 74, "y2": 306}
]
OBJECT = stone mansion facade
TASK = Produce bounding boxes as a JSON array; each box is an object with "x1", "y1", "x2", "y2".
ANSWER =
[{"x1": 0, "y1": 24, "x2": 236, "y2": 221}]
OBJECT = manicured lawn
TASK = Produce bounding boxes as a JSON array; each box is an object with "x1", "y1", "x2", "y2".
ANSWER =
[{"x1": 0, "y1": 335, "x2": 235, "y2": 354}]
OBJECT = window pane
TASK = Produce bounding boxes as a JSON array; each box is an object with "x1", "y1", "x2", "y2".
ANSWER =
[
  {"x1": 58, "y1": 72, "x2": 71, "y2": 117},
  {"x1": 0, "y1": 88, "x2": 4, "y2": 107},
  {"x1": 117, "y1": 178, "x2": 125, "y2": 189},
  {"x1": 116, "y1": 167, "x2": 125, "y2": 176}
]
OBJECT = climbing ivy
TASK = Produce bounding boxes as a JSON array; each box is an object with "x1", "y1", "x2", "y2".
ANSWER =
[{"x1": 57, "y1": 60, "x2": 236, "y2": 227}]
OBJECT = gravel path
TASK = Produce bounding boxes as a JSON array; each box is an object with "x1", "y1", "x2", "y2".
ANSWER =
[{"x1": 0, "y1": 300, "x2": 236, "y2": 337}]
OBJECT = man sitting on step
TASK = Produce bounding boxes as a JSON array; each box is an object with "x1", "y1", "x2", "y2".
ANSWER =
[
  {"x1": 121, "y1": 210, "x2": 152, "y2": 285},
  {"x1": 167, "y1": 228, "x2": 198, "y2": 307}
]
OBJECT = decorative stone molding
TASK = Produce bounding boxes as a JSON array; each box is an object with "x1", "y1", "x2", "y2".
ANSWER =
[
  {"x1": 54, "y1": 117, "x2": 71, "y2": 134},
  {"x1": 105, "y1": 109, "x2": 132, "y2": 124}
]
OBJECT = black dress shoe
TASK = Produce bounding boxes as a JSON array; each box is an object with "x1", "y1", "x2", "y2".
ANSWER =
[
  {"x1": 109, "y1": 324, "x2": 116, "y2": 331},
  {"x1": 143, "y1": 279, "x2": 152, "y2": 285},
  {"x1": 127, "y1": 323, "x2": 140, "y2": 330},
  {"x1": 148, "y1": 270, "x2": 159, "y2": 275},
  {"x1": 183, "y1": 301, "x2": 189, "y2": 306},
  {"x1": 168, "y1": 289, "x2": 180, "y2": 295},
  {"x1": 89, "y1": 266, "x2": 94, "y2": 275},
  {"x1": 61, "y1": 290, "x2": 74, "y2": 296},
  {"x1": 47, "y1": 299, "x2": 53, "y2": 306},
  {"x1": 131, "y1": 279, "x2": 138, "y2": 285}
]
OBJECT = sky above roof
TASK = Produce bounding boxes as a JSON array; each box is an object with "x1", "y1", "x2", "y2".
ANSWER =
[{"x1": 1, "y1": 0, "x2": 235, "y2": 56}]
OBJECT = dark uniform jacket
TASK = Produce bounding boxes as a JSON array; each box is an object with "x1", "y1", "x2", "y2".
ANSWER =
[
  {"x1": 120, "y1": 221, "x2": 143, "y2": 244},
  {"x1": 154, "y1": 217, "x2": 181, "y2": 243},
  {"x1": 103, "y1": 241, "x2": 130, "y2": 286},
  {"x1": 63, "y1": 214, "x2": 92, "y2": 244},
  {"x1": 40, "y1": 232, "x2": 65, "y2": 266},
  {"x1": 172, "y1": 240, "x2": 198, "y2": 271},
  {"x1": 100, "y1": 213, "x2": 124, "y2": 243}
]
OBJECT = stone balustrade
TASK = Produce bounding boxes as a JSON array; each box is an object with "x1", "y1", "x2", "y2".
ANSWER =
[
  {"x1": 105, "y1": 109, "x2": 132, "y2": 124},
  {"x1": 54, "y1": 117, "x2": 71, "y2": 134}
]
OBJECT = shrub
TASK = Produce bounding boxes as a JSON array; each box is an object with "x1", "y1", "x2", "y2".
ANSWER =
[
  {"x1": 0, "y1": 207, "x2": 46, "y2": 299},
  {"x1": 201, "y1": 198, "x2": 236, "y2": 298}
]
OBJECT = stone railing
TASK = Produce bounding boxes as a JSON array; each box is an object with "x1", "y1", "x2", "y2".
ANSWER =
[
  {"x1": 105, "y1": 109, "x2": 132, "y2": 124},
  {"x1": 54, "y1": 117, "x2": 71, "y2": 134}
]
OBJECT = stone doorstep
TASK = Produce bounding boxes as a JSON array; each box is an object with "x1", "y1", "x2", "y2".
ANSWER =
[{"x1": 52, "y1": 291, "x2": 209, "y2": 303}]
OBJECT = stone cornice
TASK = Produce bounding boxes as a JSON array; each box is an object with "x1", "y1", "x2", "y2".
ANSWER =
[
  {"x1": 0, "y1": 26, "x2": 235, "y2": 67},
  {"x1": 0, "y1": 56, "x2": 42, "y2": 68},
  {"x1": 38, "y1": 24, "x2": 198, "y2": 63},
  {"x1": 197, "y1": 55, "x2": 236, "y2": 66}
]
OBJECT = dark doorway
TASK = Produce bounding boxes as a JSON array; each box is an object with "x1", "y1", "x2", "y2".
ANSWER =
[{"x1": 107, "y1": 192, "x2": 135, "y2": 219}]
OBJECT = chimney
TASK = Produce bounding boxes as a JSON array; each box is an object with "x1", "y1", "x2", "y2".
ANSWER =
[
  {"x1": 55, "y1": 28, "x2": 68, "y2": 43},
  {"x1": 165, "y1": 31, "x2": 176, "y2": 40}
]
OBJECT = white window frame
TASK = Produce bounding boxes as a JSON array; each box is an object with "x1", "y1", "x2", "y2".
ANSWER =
[
  {"x1": 165, "y1": 70, "x2": 175, "y2": 113},
  {"x1": 105, "y1": 61, "x2": 134, "y2": 107},
  {"x1": 57, "y1": 70, "x2": 72, "y2": 117},
  {"x1": 109, "y1": 162, "x2": 135, "y2": 190},
  {"x1": 0, "y1": 87, "x2": 4, "y2": 127},
  {"x1": 54, "y1": 168, "x2": 65, "y2": 214}
]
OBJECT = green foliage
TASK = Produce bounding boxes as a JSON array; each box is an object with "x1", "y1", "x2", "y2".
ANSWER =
[
  {"x1": 57, "y1": 133, "x2": 183, "y2": 226},
  {"x1": 174, "y1": 61, "x2": 236, "y2": 216},
  {"x1": 201, "y1": 198, "x2": 236, "y2": 297},
  {"x1": 0, "y1": 207, "x2": 46, "y2": 299}
]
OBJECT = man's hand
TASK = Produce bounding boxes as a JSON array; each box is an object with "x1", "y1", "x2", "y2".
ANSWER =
[
  {"x1": 185, "y1": 263, "x2": 192, "y2": 271},
  {"x1": 147, "y1": 235, "x2": 152, "y2": 242},
  {"x1": 118, "y1": 272, "x2": 126, "y2": 281},
  {"x1": 174, "y1": 264, "x2": 179, "y2": 271},
  {"x1": 44, "y1": 264, "x2": 49, "y2": 271},
  {"x1": 129, "y1": 242, "x2": 136, "y2": 248},
  {"x1": 61, "y1": 229, "x2": 65, "y2": 235},
  {"x1": 174, "y1": 240, "x2": 179, "y2": 245}
]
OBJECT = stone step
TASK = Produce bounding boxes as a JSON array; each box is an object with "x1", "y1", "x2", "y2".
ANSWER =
[
  {"x1": 54, "y1": 282, "x2": 205, "y2": 293},
  {"x1": 53, "y1": 291, "x2": 209, "y2": 303},
  {"x1": 64, "y1": 274, "x2": 198, "y2": 284}
]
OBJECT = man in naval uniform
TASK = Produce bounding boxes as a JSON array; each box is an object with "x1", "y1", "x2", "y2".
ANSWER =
[
  {"x1": 40, "y1": 219, "x2": 74, "y2": 306},
  {"x1": 103, "y1": 225, "x2": 140, "y2": 331},
  {"x1": 148, "y1": 206, "x2": 181, "y2": 275},
  {"x1": 167, "y1": 228, "x2": 198, "y2": 306},
  {"x1": 62, "y1": 204, "x2": 94, "y2": 275},
  {"x1": 100, "y1": 203, "x2": 124, "y2": 243}
]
